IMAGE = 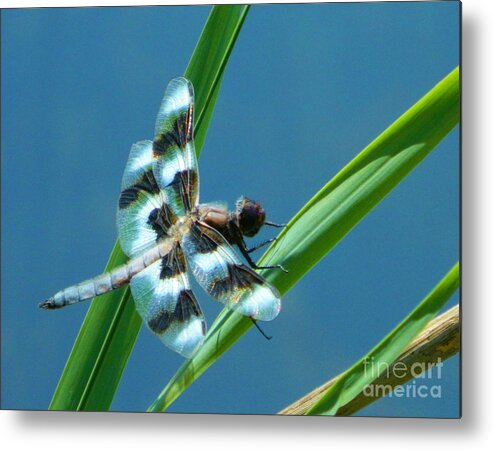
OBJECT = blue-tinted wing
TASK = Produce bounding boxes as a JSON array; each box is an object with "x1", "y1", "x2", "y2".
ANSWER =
[
  {"x1": 182, "y1": 221, "x2": 281, "y2": 321},
  {"x1": 152, "y1": 77, "x2": 199, "y2": 217},
  {"x1": 130, "y1": 243, "x2": 206, "y2": 358},
  {"x1": 117, "y1": 140, "x2": 177, "y2": 257}
]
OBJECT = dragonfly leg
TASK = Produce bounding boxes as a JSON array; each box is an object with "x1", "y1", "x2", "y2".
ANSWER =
[
  {"x1": 237, "y1": 238, "x2": 288, "y2": 273},
  {"x1": 251, "y1": 318, "x2": 272, "y2": 340},
  {"x1": 247, "y1": 238, "x2": 275, "y2": 254},
  {"x1": 265, "y1": 221, "x2": 287, "y2": 228}
]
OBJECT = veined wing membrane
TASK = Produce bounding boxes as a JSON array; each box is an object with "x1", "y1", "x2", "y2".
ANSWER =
[
  {"x1": 182, "y1": 221, "x2": 281, "y2": 321},
  {"x1": 117, "y1": 140, "x2": 175, "y2": 258},
  {"x1": 152, "y1": 77, "x2": 199, "y2": 217},
  {"x1": 130, "y1": 243, "x2": 206, "y2": 358}
]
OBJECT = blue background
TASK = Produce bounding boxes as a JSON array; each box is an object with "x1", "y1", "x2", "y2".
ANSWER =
[{"x1": 1, "y1": 2, "x2": 460, "y2": 417}]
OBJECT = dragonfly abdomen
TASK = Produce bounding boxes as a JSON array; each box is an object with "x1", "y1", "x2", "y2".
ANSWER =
[{"x1": 39, "y1": 241, "x2": 170, "y2": 309}]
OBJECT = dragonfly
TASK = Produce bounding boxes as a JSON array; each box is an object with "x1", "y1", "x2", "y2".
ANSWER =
[{"x1": 40, "y1": 77, "x2": 286, "y2": 358}]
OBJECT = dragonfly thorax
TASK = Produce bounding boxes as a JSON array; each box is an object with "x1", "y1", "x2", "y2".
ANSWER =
[
  {"x1": 197, "y1": 196, "x2": 266, "y2": 244},
  {"x1": 197, "y1": 203, "x2": 230, "y2": 234}
]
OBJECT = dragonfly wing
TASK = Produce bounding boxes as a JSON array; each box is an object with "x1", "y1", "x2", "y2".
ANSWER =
[
  {"x1": 130, "y1": 243, "x2": 206, "y2": 358},
  {"x1": 152, "y1": 77, "x2": 199, "y2": 217},
  {"x1": 182, "y1": 221, "x2": 281, "y2": 321},
  {"x1": 116, "y1": 141, "x2": 176, "y2": 257},
  {"x1": 117, "y1": 140, "x2": 177, "y2": 258}
]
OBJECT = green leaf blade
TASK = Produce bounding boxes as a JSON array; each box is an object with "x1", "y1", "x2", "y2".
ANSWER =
[
  {"x1": 49, "y1": 4, "x2": 251, "y2": 411},
  {"x1": 49, "y1": 242, "x2": 139, "y2": 411},
  {"x1": 306, "y1": 262, "x2": 459, "y2": 415},
  {"x1": 148, "y1": 66, "x2": 459, "y2": 413},
  {"x1": 185, "y1": 4, "x2": 250, "y2": 154},
  {"x1": 262, "y1": 66, "x2": 459, "y2": 295}
]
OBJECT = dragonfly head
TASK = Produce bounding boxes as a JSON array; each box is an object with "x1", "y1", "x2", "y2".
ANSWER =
[{"x1": 235, "y1": 196, "x2": 266, "y2": 237}]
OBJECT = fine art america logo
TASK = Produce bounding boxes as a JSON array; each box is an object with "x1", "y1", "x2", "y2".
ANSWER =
[{"x1": 362, "y1": 357, "x2": 444, "y2": 399}]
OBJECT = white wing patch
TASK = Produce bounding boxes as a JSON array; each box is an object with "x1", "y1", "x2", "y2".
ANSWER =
[
  {"x1": 154, "y1": 77, "x2": 194, "y2": 137},
  {"x1": 121, "y1": 140, "x2": 154, "y2": 190}
]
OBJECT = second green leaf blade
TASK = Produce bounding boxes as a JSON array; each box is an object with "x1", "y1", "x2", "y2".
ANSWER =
[
  {"x1": 148, "y1": 66, "x2": 460, "y2": 412},
  {"x1": 306, "y1": 262, "x2": 460, "y2": 415}
]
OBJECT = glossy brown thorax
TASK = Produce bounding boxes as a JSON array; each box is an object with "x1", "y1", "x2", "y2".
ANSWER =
[
  {"x1": 198, "y1": 197, "x2": 266, "y2": 246},
  {"x1": 198, "y1": 204, "x2": 230, "y2": 233}
]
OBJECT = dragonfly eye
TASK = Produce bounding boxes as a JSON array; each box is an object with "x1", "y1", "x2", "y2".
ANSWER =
[{"x1": 236, "y1": 196, "x2": 266, "y2": 237}]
